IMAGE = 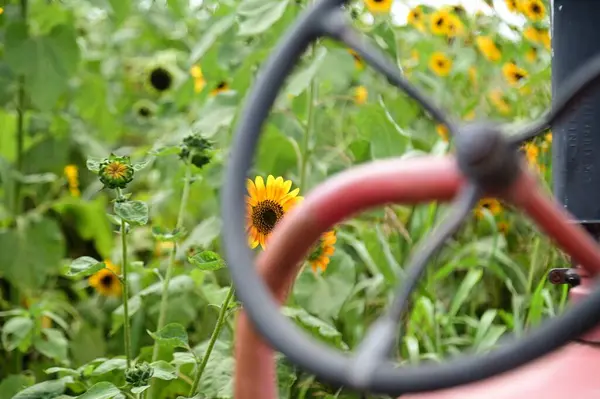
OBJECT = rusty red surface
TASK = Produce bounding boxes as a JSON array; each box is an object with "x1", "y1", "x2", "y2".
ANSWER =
[{"x1": 233, "y1": 156, "x2": 600, "y2": 399}]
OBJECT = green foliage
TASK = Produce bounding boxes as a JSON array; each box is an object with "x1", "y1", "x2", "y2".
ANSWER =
[{"x1": 0, "y1": 0, "x2": 562, "y2": 398}]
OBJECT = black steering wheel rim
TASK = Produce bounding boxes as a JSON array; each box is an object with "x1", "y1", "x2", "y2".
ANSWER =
[{"x1": 221, "y1": 0, "x2": 600, "y2": 395}]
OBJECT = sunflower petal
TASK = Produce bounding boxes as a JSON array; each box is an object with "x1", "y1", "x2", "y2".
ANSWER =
[
  {"x1": 266, "y1": 175, "x2": 276, "y2": 199},
  {"x1": 254, "y1": 176, "x2": 265, "y2": 201},
  {"x1": 246, "y1": 178, "x2": 257, "y2": 199},
  {"x1": 280, "y1": 179, "x2": 292, "y2": 196}
]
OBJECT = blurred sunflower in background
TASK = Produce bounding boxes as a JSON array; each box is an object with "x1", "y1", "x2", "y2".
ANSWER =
[
  {"x1": 364, "y1": 0, "x2": 392, "y2": 14},
  {"x1": 210, "y1": 81, "x2": 230, "y2": 96},
  {"x1": 429, "y1": 52, "x2": 453, "y2": 76},
  {"x1": 146, "y1": 65, "x2": 175, "y2": 93},
  {"x1": 246, "y1": 176, "x2": 303, "y2": 250},
  {"x1": 89, "y1": 260, "x2": 122, "y2": 297},
  {"x1": 502, "y1": 61, "x2": 528, "y2": 86},
  {"x1": 475, "y1": 198, "x2": 503, "y2": 220},
  {"x1": 308, "y1": 231, "x2": 337, "y2": 273}
]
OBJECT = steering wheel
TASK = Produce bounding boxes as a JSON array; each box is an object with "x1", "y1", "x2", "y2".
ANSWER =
[{"x1": 221, "y1": 0, "x2": 600, "y2": 397}]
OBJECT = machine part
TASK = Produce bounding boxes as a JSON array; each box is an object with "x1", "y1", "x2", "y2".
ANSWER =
[{"x1": 221, "y1": 0, "x2": 600, "y2": 397}]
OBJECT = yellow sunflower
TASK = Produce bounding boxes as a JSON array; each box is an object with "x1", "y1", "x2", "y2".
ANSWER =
[
  {"x1": 475, "y1": 36, "x2": 502, "y2": 62},
  {"x1": 407, "y1": 6, "x2": 425, "y2": 31},
  {"x1": 445, "y1": 14, "x2": 465, "y2": 37},
  {"x1": 89, "y1": 260, "x2": 122, "y2": 297},
  {"x1": 64, "y1": 164, "x2": 80, "y2": 197},
  {"x1": 538, "y1": 28, "x2": 551, "y2": 50},
  {"x1": 210, "y1": 81, "x2": 229, "y2": 96},
  {"x1": 430, "y1": 10, "x2": 450, "y2": 35},
  {"x1": 521, "y1": 0, "x2": 545, "y2": 21},
  {"x1": 429, "y1": 52, "x2": 452, "y2": 77},
  {"x1": 489, "y1": 89, "x2": 511, "y2": 115},
  {"x1": 308, "y1": 230, "x2": 336, "y2": 273},
  {"x1": 475, "y1": 198, "x2": 503, "y2": 219},
  {"x1": 246, "y1": 175, "x2": 303, "y2": 250},
  {"x1": 502, "y1": 62, "x2": 528, "y2": 86},
  {"x1": 364, "y1": 0, "x2": 392, "y2": 14},
  {"x1": 190, "y1": 65, "x2": 206, "y2": 93},
  {"x1": 505, "y1": 0, "x2": 519, "y2": 12},
  {"x1": 354, "y1": 86, "x2": 368, "y2": 104},
  {"x1": 498, "y1": 221, "x2": 510, "y2": 235},
  {"x1": 349, "y1": 49, "x2": 364, "y2": 70},
  {"x1": 436, "y1": 124, "x2": 449, "y2": 142},
  {"x1": 526, "y1": 46, "x2": 538, "y2": 63},
  {"x1": 522, "y1": 142, "x2": 539, "y2": 164}
]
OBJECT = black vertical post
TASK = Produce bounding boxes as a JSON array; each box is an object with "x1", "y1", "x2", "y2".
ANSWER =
[{"x1": 552, "y1": 0, "x2": 600, "y2": 232}]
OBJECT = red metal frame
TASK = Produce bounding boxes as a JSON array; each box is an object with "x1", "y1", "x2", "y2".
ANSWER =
[{"x1": 233, "y1": 154, "x2": 600, "y2": 399}]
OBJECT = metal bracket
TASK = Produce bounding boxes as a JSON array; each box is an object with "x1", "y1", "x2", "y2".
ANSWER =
[{"x1": 548, "y1": 268, "x2": 582, "y2": 287}]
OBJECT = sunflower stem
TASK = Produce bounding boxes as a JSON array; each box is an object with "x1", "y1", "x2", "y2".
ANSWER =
[
  {"x1": 189, "y1": 285, "x2": 235, "y2": 397},
  {"x1": 120, "y1": 216, "x2": 132, "y2": 369},
  {"x1": 13, "y1": 0, "x2": 28, "y2": 216},
  {"x1": 299, "y1": 43, "x2": 318, "y2": 190}
]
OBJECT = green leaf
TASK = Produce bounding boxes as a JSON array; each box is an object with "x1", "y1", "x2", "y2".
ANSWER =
[
  {"x1": 354, "y1": 103, "x2": 409, "y2": 159},
  {"x1": 92, "y1": 358, "x2": 127, "y2": 376},
  {"x1": 133, "y1": 158, "x2": 153, "y2": 172},
  {"x1": 179, "y1": 216, "x2": 221, "y2": 255},
  {"x1": 45, "y1": 367, "x2": 80, "y2": 377},
  {"x1": 151, "y1": 226, "x2": 184, "y2": 242},
  {"x1": 33, "y1": 328, "x2": 68, "y2": 362},
  {"x1": 12, "y1": 377, "x2": 73, "y2": 399},
  {"x1": 449, "y1": 268, "x2": 484, "y2": 317},
  {"x1": 139, "y1": 275, "x2": 195, "y2": 297},
  {"x1": 281, "y1": 307, "x2": 348, "y2": 350},
  {"x1": 150, "y1": 361, "x2": 177, "y2": 381},
  {"x1": 0, "y1": 374, "x2": 35, "y2": 399},
  {"x1": 237, "y1": 0, "x2": 290, "y2": 36},
  {"x1": 5, "y1": 22, "x2": 80, "y2": 110},
  {"x1": 191, "y1": 92, "x2": 238, "y2": 138},
  {"x1": 148, "y1": 323, "x2": 189, "y2": 349},
  {"x1": 77, "y1": 382, "x2": 121, "y2": 399},
  {"x1": 114, "y1": 201, "x2": 149, "y2": 226},
  {"x1": 86, "y1": 158, "x2": 103, "y2": 173},
  {"x1": 131, "y1": 386, "x2": 150, "y2": 394},
  {"x1": 1, "y1": 316, "x2": 34, "y2": 351},
  {"x1": 188, "y1": 250, "x2": 225, "y2": 271},
  {"x1": 286, "y1": 47, "x2": 327, "y2": 97},
  {"x1": 190, "y1": 14, "x2": 236, "y2": 63},
  {"x1": 0, "y1": 217, "x2": 65, "y2": 290},
  {"x1": 67, "y1": 257, "x2": 105, "y2": 278}
]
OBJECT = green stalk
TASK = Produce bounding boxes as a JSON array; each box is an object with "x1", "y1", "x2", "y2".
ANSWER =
[
  {"x1": 121, "y1": 217, "x2": 132, "y2": 369},
  {"x1": 189, "y1": 286, "x2": 235, "y2": 396},
  {"x1": 299, "y1": 40, "x2": 318, "y2": 190},
  {"x1": 151, "y1": 162, "x2": 192, "y2": 363},
  {"x1": 14, "y1": 0, "x2": 28, "y2": 215}
]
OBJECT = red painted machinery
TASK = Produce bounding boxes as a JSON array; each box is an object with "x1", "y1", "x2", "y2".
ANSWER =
[{"x1": 220, "y1": 1, "x2": 600, "y2": 398}]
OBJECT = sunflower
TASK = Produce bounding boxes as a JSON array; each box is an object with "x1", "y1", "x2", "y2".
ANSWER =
[
  {"x1": 364, "y1": 0, "x2": 392, "y2": 14},
  {"x1": 430, "y1": 10, "x2": 450, "y2": 35},
  {"x1": 521, "y1": 0, "x2": 545, "y2": 21},
  {"x1": 523, "y1": 26, "x2": 539, "y2": 42},
  {"x1": 154, "y1": 241, "x2": 175, "y2": 257},
  {"x1": 349, "y1": 49, "x2": 364, "y2": 70},
  {"x1": 475, "y1": 36, "x2": 501, "y2": 62},
  {"x1": 468, "y1": 66, "x2": 478, "y2": 90},
  {"x1": 505, "y1": 0, "x2": 519, "y2": 12},
  {"x1": 147, "y1": 66, "x2": 174, "y2": 93},
  {"x1": 526, "y1": 46, "x2": 538, "y2": 63},
  {"x1": 246, "y1": 175, "x2": 303, "y2": 250},
  {"x1": 498, "y1": 221, "x2": 510, "y2": 235},
  {"x1": 210, "y1": 81, "x2": 229, "y2": 96},
  {"x1": 190, "y1": 65, "x2": 206, "y2": 93},
  {"x1": 502, "y1": 62, "x2": 528, "y2": 86},
  {"x1": 436, "y1": 124, "x2": 449, "y2": 142},
  {"x1": 489, "y1": 89, "x2": 511, "y2": 115},
  {"x1": 445, "y1": 14, "x2": 465, "y2": 37},
  {"x1": 429, "y1": 52, "x2": 452, "y2": 77},
  {"x1": 541, "y1": 131, "x2": 552, "y2": 152},
  {"x1": 407, "y1": 6, "x2": 425, "y2": 31},
  {"x1": 354, "y1": 86, "x2": 368, "y2": 104},
  {"x1": 308, "y1": 230, "x2": 336, "y2": 273},
  {"x1": 475, "y1": 198, "x2": 502, "y2": 219},
  {"x1": 522, "y1": 142, "x2": 539, "y2": 164},
  {"x1": 538, "y1": 28, "x2": 551, "y2": 50},
  {"x1": 64, "y1": 164, "x2": 80, "y2": 197},
  {"x1": 89, "y1": 260, "x2": 122, "y2": 297}
]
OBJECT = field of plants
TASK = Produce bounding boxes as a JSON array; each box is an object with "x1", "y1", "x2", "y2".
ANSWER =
[{"x1": 0, "y1": 0, "x2": 563, "y2": 398}]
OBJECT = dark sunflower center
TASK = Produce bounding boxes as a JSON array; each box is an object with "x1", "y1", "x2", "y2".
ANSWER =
[
  {"x1": 435, "y1": 17, "x2": 445, "y2": 27},
  {"x1": 252, "y1": 200, "x2": 284, "y2": 234},
  {"x1": 138, "y1": 107, "x2": 151, "y2": 117},
  {"x1": 437, "y1": 60, "x2": 445, "y2": 67},
  {"x1": 216, "y1": 81, "x2": 226, "y2": 89},
  {"x1": 531, "y1": 3, "x2": 541, "y2": 14},
  {"x1": 514, "y1": 72, "x2": 525, "y2": 80},
  {"x1": 149, "y1": 67, "x2": 173, "y2": 91},
  {"x1": 100, "y1": 274, "x2": 114, "y2": 287}
]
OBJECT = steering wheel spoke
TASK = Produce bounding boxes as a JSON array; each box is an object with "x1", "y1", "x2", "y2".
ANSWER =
[
  {"x1": 320, "y1": 8, "x2": 457, "y2": 134},
  {"x1": 348, "y1": 184, "x2": 481, "y2": 389}
]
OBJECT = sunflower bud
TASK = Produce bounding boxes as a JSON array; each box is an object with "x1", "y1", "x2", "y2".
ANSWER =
[
  {"x1": 98, "y1": 154, "x2": 135, "y2": 189},
  {"x1": 179, "y1": 134, "x2": 213, "y2": 169},
  {"x1": 125, "y1": 362, "x2": 154, "y2": 387}
]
